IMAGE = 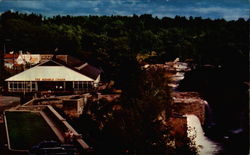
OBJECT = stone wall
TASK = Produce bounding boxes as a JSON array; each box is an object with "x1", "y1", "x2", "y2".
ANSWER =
[
  {"x1": 172, "y1": 92, "x2": 206, "y2": 125},
  {"x1": 62, "y1": 97, "x2": 85, "y2": 117},
  {"x1": 16, "y1": 105, "x2": 47, "y2": 111},
  {"x1": 169, "y1": 115, "x2": 187, "y2": 147},
  {"x1": 44, "y1": 106, "x2": 90, "y2": 151}
]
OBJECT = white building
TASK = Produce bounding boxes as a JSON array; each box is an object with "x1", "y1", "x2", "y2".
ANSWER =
[{"x1": 5, "y1": 56, "x2": 102, "y2": 94}]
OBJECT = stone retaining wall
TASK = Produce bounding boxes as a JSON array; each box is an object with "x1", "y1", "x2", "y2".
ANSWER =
[
  {"x1": 169, "y1": 115, "x2": 187, "y2": 147},
  {"x1": 172, "y1": 92, "x2": 206, "y2": 125},
  {"x1": 44, "y1": 106, "x2": 90, "y2": 151}
]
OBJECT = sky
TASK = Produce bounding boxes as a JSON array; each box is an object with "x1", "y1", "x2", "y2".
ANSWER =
[{"x1": 0, "y1": 0, "x2": 249, "y2": 20}]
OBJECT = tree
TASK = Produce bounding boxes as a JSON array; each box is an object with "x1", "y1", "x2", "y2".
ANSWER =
[{"x1": 98, "y1": 59, "x2": 175, "y2": 154}]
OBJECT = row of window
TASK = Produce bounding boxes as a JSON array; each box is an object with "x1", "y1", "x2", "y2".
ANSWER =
[
  {"x1": 8, "y1": 81, "x2": 37, "y2": 91},
  {"x1": 73, "y1": 81, "x2": 93, "y2": 90},
  {"x1": 8, "y1": 81, "x2": 94, "y2": 92}
]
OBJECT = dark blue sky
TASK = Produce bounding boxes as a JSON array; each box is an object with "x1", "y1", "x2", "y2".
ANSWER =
[{"x1": 0, "y1": 0, "x2": 249, "y2": 20}]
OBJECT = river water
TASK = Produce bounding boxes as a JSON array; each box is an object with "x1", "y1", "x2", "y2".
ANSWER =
[
  {"x1": 178, "y1": 66, "x2": 249, "y2": 155},
  {"x1": 186, "y1": 114, "x2": 221, "y2": 155}
]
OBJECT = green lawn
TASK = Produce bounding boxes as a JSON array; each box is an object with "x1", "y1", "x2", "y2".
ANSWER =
[{"x1": 5, "y1": 111, "x2": 58, "y2": 150}]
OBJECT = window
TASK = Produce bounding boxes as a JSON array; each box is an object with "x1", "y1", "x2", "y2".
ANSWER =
[
  {"x1": 26, "y1": 82, "x2": 31, "y2": 90},
  {"x1": 32, "y1": 83, "x2": 36, "y2": 90},
  {"x1": 73, "y1": 81, "x2": 93, "y2": 91},
  {"x1": 18, "y1": 83, "x2": 22, "y2": 89},
  {"x1": 8, "y1": 81, "x2": 37, "y2": 92},
  {"x1": 26, "y1": 82, "x2": 30, "y2": 87},
  {"x1": 83, "y1": 82, "x2": 88, "y2": 88},
  {"x1": 10, "y1": 82, "x2": 13, "y2": 89},
  {"x1": 14, "y1": 83, "x2": 17, "y2": 89},
  {"x1": 79, "y1": 82, "x2": 83, "y2": 89},
  {"x1": 74, "y1": 82, "x2": 78, "y2": 89}
]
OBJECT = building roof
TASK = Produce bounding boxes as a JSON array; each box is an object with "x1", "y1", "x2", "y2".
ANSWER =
[
  {"x1": 40, "y1": 60, "x2": 62, "y2": 66},
  {"x1": 52, "y1": 57, "x2": 102, "y2": 80},
  {"x1": 5, "y1": 58, "x2": 102, "y2": 82},
  {"x1": 78, "y1": 64, "x2": 102, "y2": 80},
  {"x1": 16, "y1": 54, "x2": 41, "y2": 65},
  {"x1": 4, "y1": 59, "x2": 15, "y2": 64},
  {"x1": 5, "y1": 63, "x2": 94, "y2": 82},
  {"x1": 55, "y1": 55, "x2": 84, "y2": 67},
  {"x1": 4, "y1": 54, "x2": 19, "y2": 59}
]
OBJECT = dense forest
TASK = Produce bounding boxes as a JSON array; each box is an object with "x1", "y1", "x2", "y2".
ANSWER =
[{"x1": 0, "y1": 11, "x2": 249, "y2": 84}]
